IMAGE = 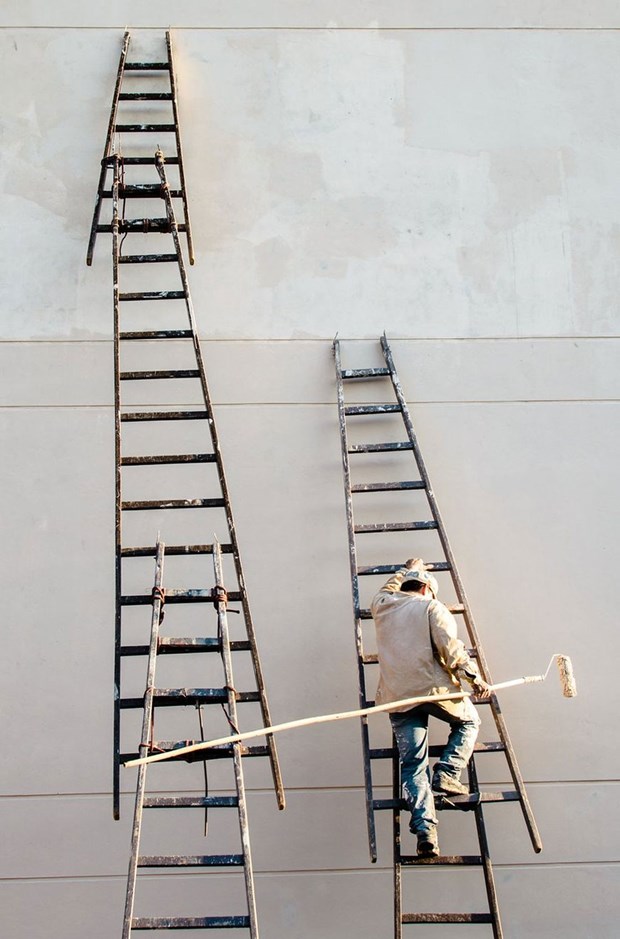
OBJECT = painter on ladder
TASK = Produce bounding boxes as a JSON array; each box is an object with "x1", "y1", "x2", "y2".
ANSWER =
[{"x1": 371, "y1": 558, "x2": 491, "y2": 858}]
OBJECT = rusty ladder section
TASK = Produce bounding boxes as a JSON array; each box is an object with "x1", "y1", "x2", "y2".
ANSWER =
[
  {"x1": 122, "y1": 540, "x2": 260, "y2": 935},
  {"x1": 333, "y1": 335, "x2": 542, "y2": 938},
  {"x1": 86, "y1": 30, "x2": 194, "y2": 266},
  {"x1": 102, "y1": 145, "x2": 284, "y2": 823}
]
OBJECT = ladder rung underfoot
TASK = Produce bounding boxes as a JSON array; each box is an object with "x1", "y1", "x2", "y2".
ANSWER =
[
  {"x1": 122, "y1": 499, "x2": 224, "y2": 511},
  {"x1": 138, "y1": 855, "x2": 244, "y2": 868},
  {"x1": 373, "y1": 791, "x2": 517, "y2": 811},
  {"x1": 121, "y1": 542, "x2": 231, "y2": 556},
  {"x1": 120, "y1": 369, "x2": 200, "y2": 380},
  {"x1": 121, "y1": 590, "x2": 242, "y2": 605},
  {"x1": 132, "y1": 915, "x2": 250, "y2": 930},
  {"x1": 120, "y1": 410, "x2": 208, "y2": 422},
  {"x1": 119, "y1": 290, "x2": 186, "y2": 301},
  {"x1": 369, "y1": 742, "x2": 504, "y2": 762},
  {"x1": 351, "y1": 480, "x2": 425, "y2": 492},
  {"x1": 120, "y1": 688, "x2": 261, "y2": 709},
  {"x1": 121, "y1": 637, "x2": 251, "y2": 656},
  {"x1": 341, "y1": 368, "x2": 390, "y2": 379},
  {"x1": 349, "y1": 442, "x2": 413, "y2": 454},
  {"x1": 402, "y1": 913, "x2": 493, "y2": 925},
  {"x1": 344, "y1": 404, "x2": 401, "y2": 415},
  {"x1": 144, "y1": 796, "x2": 239, "y2": 809},
  {"x1": 119, "y1": 254, "x2": 179, "y2": 263},
  {"x1": 119, "y1": 329, "x2": 192, "y2": 340},
  {"x1": 354, "y1": 521, "x2": 437, "y2": 533}
]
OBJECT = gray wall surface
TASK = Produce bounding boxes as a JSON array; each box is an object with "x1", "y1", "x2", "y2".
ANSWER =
[{"x1": 1, "y1": 4, "x2": 618, "y2": 937}]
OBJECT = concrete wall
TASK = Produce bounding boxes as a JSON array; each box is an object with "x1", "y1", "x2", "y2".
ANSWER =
[{"x1": 1, "y1": 4, "x2": 618, "y2": 937}]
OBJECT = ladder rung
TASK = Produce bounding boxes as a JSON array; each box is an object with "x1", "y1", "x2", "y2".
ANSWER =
[
  {"x1": 118, "y1": 92, "x2": 173, "y2": 100},
  {"x1": 121, "y1": 498, "x2": 225, "y2": 511},
  {"x1": 121, "y1": 590, "x2": 242, "y2": 605},
  {"x1": 362, "y1": 636, "x2": 471, "y2": 663},
  {"x1": 144, "y1": 795, "x2": 239, "y2": 808},
  {"x1": 369, "y1": 743, "x2": 504, "y2": 762},
  {"x1": 400, "y1": 855, "x2": 482, "y2": 866},
  {"x1": 120, "y1": 410, "x2": 207, "y2": 422},
  {"x1": 402, "y1": 913, "x2": 493, "y2": 924},
  {"x1": 373, "y1": 789, "x2": 516, "y2": 810},
  {"x1": 121, "y1": 744, "x2": 269, "y2": 762},
  {"x1": 115, "y1": 123, "x2": 176, "y2": 133},
  {"x1": 341, "y1": 368, "x2": 390, "y2": 379},
  {"x1": 119, "y1": 329, "x2": 192, "y2": 340},
  {"x1": 121, "y1": 637, "x2": 251, "y2": 656},
  {"x1": 101, "y1": 186, "x2": 181, "y2": 198},
  {"x1": 356, "y1": 603, "x2": 464, "y2": 621},
  {"x1": 119, "y1": 290, "x2": 186, "y2": 301},
  {"x1": 121, "y1": 542, "x2": 231, "y2": 556},
  {"x1": 119, "y1": 254, "x2": 179, "y2": 264},
  {"x1": 120, "y1": 689, "x2": 260, "y2": 708},
  {"x1": 349, "y1": 442, "x2": 413, "y2": 454},
  {"x1": 354, "y1": 521, "x2": 437, "y2": 534},
  {"x1": 138, "y1": 855, "x2": 244, "y2": 868},
  {"x1": 344, "y1": 404, "x2": 401, "y2": 415},
  {"x1": 97, "y1": 218, "x2": 185, "y2": 233},
  {"x1": 120, "y1": 369, "x2": 200, "y2": 380},
  {"x1": 158, "y1": 637, "x2": 250, "y2": 653},
  {"x1": 121, "y1": 453, "x2": 215, "y2": 466},
  {"x1": 121, "y1": 156, "x2": 179, "y2": 165},
  {"x1": 132, "y1": 915, "x2": 250, "y2": 930},
  {"x1": 124, "y1": 62, "x2": 170, "y2": 71},
  {"x1": 357, "y1": 562, "x2": 451, "y2": 576},
  {"x1": 351, "y1": 481, "x2": 425, "y2": 493}
]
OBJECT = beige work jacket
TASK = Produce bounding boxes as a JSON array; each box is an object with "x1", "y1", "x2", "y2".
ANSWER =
[{"x1": 371, "y1": 568, "x2": 480, "y2": 720}]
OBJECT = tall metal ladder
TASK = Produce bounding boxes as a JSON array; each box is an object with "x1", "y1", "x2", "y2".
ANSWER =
[
  {"x1": 122, "y1": 539, "x2": 261, "y2": 935},
  {"x1": 100, "y1": 145, "x2": 284, "y2": 821},
  {"x1": 333, "y1": 335, "x2": 542, "y2": 938},
  {"x1": 87, "y1": 29, "x2": 194, "y2": 267}
]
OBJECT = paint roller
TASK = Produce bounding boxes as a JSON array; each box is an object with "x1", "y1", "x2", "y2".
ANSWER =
[{"x1": 124, "y1": 653, "x2": 576, "y2": 769}]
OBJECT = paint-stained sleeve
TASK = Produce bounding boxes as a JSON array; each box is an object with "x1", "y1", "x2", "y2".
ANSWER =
[
  {"x1": 370, "y1": 568, "x2": 409, "y2": 615},
  {"x1": 428, "y1": 600, "x2": 481, "y2": 681}
]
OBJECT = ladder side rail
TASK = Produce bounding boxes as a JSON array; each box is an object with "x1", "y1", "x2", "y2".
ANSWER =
[
  {"x1": 468, "y1": 760, "x2": 503, "y2": 939},
  {"x1": 166, "y1": 31, "x2": 195, "y2": 264},
  {"x1": 213, "y1": 543, "x2": 259, "y2": 939},
  {"x1": 112, "y1": 154, "x2": 124, "y2": 820},
  {"x1": 154, "y1": 149, "x2": 285, "y2": 810},
  {"x1": 392, "y1": 747, "x2": 403, "y2": 939},
  {"x1": 122, "y1": 541, "x2": 166, "y2": 939},
  {"x1": 333, "y1": 338, "x2": 379, "y2": 863},
  {"x1": 87, "y1": 31, "x2": 131, "y2": 265},
  {"x1": 380, "y1": 335, "x2": 542, "y2": 852}
]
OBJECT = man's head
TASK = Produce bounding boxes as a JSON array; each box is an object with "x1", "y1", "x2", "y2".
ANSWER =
[{"x1": 400, "y1": 569, "x2": 439, "y2": 599}]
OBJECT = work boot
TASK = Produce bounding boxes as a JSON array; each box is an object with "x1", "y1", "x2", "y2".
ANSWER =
[
  {"x1": 432, "y1": 766, "x2": 469, "y2": 796},
  {"x1": 416, "y1": 829, "x2": 440, "y2": 858}
]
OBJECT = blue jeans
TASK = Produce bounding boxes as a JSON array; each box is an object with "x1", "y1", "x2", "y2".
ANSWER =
[{"x1": 390, "y1": 703, "x2": 480, "y2": 835}]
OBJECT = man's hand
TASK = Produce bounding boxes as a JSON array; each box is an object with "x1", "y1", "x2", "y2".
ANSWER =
[
  {"x1": 405, "y1": 557, "x2": 424, "y2": 570},
  {"x1": 472, "y1": 678, "x2": 491, "y2": 699}
]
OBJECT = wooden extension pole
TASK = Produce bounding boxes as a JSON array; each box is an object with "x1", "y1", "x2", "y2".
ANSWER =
[{"x1": 124, "y1": 676, "x2": 538, "y2": 769}]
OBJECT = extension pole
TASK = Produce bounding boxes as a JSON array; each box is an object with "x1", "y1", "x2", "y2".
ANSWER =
[{"x1": 124, "y1": 675, "x2": 542, "y2": 769}]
